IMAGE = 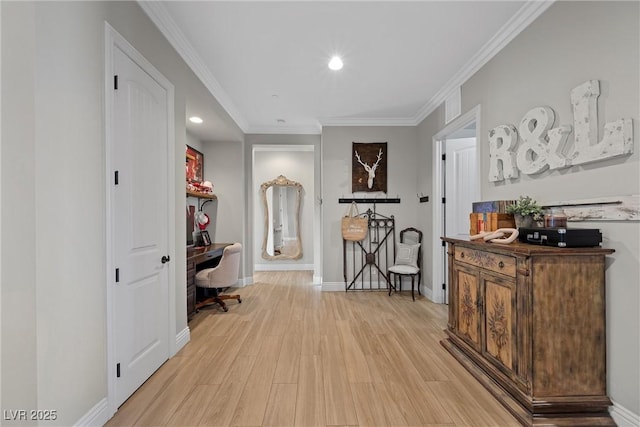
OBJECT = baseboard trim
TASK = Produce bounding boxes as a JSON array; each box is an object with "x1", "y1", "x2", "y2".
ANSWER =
[
  {"x1": 175, "y1": 326, "x2": 190, "y2": 353},
  {"x1": 611, "y1": 400, "x2": 639, "y2": 426},
  {"x1": 423, "y1": 286, "x2": 434, "y2": 302},
  {"x1": 238, "y1": 276, "x2": 253, "y2": 287},
  {"x1": 74, "y1": 397, "x2": 109, "y2": 427},
  {"x1": 254, "y1": 263, "x2": 314, "y2": 271},
  {"x1": 321, "y1": 281, "x2": 345, "y2": 292},
  {"x1": 313, "y1": 274, "x2": 322, "y2": 285}
]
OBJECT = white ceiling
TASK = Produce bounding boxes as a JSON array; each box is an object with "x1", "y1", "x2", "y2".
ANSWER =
[{"x1": 141, "y1": 1, "x2": 553, "y2": 139}]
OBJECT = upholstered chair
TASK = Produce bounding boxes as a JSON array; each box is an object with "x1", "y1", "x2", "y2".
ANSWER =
[
  {"x1": 195, "y1": 243, "x2": 242, "y2": 312},
  {"x1": 387, "y1": 228, "x2": 422, "y2": 301}
]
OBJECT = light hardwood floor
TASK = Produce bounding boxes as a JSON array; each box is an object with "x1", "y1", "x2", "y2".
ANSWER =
[{"x1": 106, "y1": 271, "x2": 519, "y2": 427}]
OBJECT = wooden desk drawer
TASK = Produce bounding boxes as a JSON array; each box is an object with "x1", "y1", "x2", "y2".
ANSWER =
[{"x1": 454, "y1": 246, "x2": 516, "y2": 277}]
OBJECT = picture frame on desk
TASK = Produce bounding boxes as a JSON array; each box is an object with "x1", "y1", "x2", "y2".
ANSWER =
[{"x1": 200, "y1": 230, "x2": 211, "y2": 246}]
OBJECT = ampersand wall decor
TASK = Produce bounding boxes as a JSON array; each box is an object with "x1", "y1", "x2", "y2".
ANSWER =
[{"x1": 488, "y1": 80, "x2": 633, "y2": 183}]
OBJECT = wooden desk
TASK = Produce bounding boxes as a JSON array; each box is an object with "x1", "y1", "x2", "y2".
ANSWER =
[{"x1": 186, "y1": 243, "x2": 231, "y2": 320}]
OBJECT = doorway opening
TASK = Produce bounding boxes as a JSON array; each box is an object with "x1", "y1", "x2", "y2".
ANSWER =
[
  {"x1": 251, "y1": 145, "x2": 321, "y2": 282},
  {"x1": 431, "y1": 105, "x2": 481, "y2": 304}
]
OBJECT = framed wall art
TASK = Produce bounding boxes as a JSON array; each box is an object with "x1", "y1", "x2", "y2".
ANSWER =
[
  {"x1": 186, "y1": 145, "x2": 204, "y2": 183},
  {"x1": 352, "y1": 142, "x2": 387, "y2": 193}
]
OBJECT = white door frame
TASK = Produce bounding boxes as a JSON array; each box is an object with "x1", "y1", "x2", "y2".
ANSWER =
[
  {"x1": 104, "y1": 23, "x2": 176, "y2": 417},
  {"x1": 251, "y1": 145, "x2": 320, "y2": 278},
  {"x1": 431, "y1": 105, "x2": 482, "y2": 304}
]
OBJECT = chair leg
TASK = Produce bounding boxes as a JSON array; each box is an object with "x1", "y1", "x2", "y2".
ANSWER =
[
  {"x1": 219, "y1": 294, "x2": 242, "y2": 304},
  {"x1": 196, "y1": 297, "x2": 228, "y2": 312},
  {"x1": 214, "y1": 297, "x2": 228, "y2": 312},
  {"x1": 417, "y1": 272, "x2": 422, "y2": 296},
  {"x1": 196, "y1": 291, "x2": 241, "y2": 313},
  {"x1": 411, "y1": 276, "x2": 415, "y2": 301}
]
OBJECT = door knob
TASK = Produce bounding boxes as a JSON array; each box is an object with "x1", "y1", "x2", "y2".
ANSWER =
[{"x1": 161, "y1": 255, "x2": 171, "y2": 264}]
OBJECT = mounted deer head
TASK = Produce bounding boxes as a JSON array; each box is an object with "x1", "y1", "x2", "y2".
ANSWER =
[{"x1": 355, "y1": 148, "x2": 383, "y2": 189}]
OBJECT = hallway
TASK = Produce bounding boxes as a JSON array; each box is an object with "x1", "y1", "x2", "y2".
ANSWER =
[{"x1": 106, "y1": 271, "x2": 518, "y2": 426}]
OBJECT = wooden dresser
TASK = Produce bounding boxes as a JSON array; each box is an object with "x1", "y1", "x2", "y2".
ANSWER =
[{"x1": 441, "y1": 237, "x2": 615, "y2": 426}]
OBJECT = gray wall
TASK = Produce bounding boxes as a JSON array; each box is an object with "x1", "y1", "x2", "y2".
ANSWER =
[
  {"x1": 1, "y1": 1, "x2": 243, "y2": 425},
  {"x1": 200, "y1": 140, "x2": 245, "y2": 271},
  {"x1": 416, "y1": 107, "x2": 444, "y2": 296},
  {"x1": 1, "y1": 1, "x2": 38, "y2": 417},
  {"x1": 321, "y1": 126, "x2": 419, "y2": 285},
  {"x1": 418, "y1": 1, "x2": 639, "y2": 416}
]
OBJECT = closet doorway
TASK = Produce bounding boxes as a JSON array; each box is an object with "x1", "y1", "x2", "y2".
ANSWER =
[
  {"x1": 432, "y1": 106, "x2": 481, "y2": 304},
  {"x1": 105, "y1": 25, "x2": 176, "y2": 412}
]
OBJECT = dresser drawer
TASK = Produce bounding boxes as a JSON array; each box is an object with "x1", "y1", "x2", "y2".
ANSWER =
[{"x1": 454, "y1": 246, "x2": 516, "y2": 277}]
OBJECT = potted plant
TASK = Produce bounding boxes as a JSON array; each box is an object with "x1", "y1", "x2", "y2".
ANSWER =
[{"x1": 506, "y1": 196, "x2": 543, "y2": 228}]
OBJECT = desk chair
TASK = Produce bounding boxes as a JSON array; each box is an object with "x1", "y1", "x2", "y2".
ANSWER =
[
  {"x1": 195, "y1": 243, "x2": 242, "y2": 312},
  {"x1": 388, "y1": 227, "x2": 422, "y2": 301}
]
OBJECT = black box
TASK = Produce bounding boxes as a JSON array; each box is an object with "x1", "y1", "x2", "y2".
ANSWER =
[{"x1": 518, "y1": 227, "x2": 602, "y2": 248}]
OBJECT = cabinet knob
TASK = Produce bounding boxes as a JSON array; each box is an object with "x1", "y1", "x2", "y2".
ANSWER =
[
  {"x1": 161, "y1": 255, "x2": 171, "y2": 264},
  {"x1": 498, "y1": 261, "x2": 504, "y2": 269},
  {"x1": 460, "y1": 252, "x2": 465, "y2": 259}
]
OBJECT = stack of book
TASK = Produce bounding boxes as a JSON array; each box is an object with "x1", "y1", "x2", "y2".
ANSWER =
[{"x1": 470, "y1": 200, "x2": 516, "y2": 236}]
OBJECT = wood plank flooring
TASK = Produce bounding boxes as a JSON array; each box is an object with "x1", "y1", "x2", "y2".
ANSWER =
[{"x1": 106, "y1": 271, "x2": 519, "y2": 427}]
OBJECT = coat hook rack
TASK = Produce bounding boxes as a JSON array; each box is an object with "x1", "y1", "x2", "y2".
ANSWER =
[{"x1": 338, "y1": 197, "x2": 401, "y2": 204}]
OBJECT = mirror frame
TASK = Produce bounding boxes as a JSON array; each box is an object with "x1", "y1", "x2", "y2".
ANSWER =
[{"x1": 260, "y1": 175, "x2": 303, "y2": 260}]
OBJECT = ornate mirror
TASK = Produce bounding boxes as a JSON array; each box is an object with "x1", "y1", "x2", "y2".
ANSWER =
[{"x1": 261, "y1": 175, "x2": 303, "y2": 260}]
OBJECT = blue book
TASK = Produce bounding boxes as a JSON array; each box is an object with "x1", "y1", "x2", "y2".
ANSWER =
[{"x1": 472, "y1": 200, "x2": 515, "y2": 213}]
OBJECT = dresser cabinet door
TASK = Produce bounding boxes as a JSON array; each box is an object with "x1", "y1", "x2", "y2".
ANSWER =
[
  {"x1": 482, "y1": 273, "x2": 517, "y2": 377},
  {"x1": 454, "y1": 265, "x2": 482, "y2": 351}
]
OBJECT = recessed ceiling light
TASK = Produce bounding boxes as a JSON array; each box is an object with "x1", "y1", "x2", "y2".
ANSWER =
[
  {"x1": 328, "y1": 56, "x2": 343, "y2": 71},
  {"x1": 189, "y1": 116, "x2": 203, "y2": 124}
]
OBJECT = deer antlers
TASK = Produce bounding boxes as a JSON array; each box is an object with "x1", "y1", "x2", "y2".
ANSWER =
[{"x1": 355, "y1": 148, "x2": 383, "y2": 189}]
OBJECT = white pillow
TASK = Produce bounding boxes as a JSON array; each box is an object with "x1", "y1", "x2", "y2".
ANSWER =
[{"x1": 395, "y1": 242, "x2": 420, "y2": 267}]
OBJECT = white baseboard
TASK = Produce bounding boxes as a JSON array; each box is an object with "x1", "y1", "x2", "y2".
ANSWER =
[
  {"x1": 238, "y1": 275, "x2": 253, "y2": 287},
  {"x1": 611, "y1": 400, "x2": 640, "y2": 426},
  {"x1": 175, "y1": 326, "x2": 190, "y2": 353},
  {"x1": 74, "y1": 397, "x2": 109, "y2": 427},
  {"x1": 254, "y1": 263, "x2": 314, "y2": 271},
  {"x1": 313, "y1": 274, "x2": 322, "y2": 285},
  {"x1": 423, "y1": 286, "x2": 434, "y2": 302},
  {"x1": 320, "y1": 281, "x2": 344, "y2": 291}
]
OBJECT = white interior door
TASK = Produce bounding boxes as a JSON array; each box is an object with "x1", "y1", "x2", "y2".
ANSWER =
[
  {"x1": 112, "y1": 45, "x2": 170, "y2": 408},
  {"x1": 443, "y1": 136, "x2": 479, "y2": 303},
  {"x1": 445, "y1": 137, "x2": 479, "y2": 239}
]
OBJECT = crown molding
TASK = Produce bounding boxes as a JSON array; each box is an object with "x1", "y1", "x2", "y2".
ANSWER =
[
  {"x1": 247, "y1": 124, "x2": 322, "y2": 135},
  {"x1": 137, "y1": 1, "x2": 249, "y2": 132},
  {"x1": 411, "y1": 0, "x2": 555, "y2": 125},
  {"x1": 319, "y1": 116, "x2": 417, "y2": 127}
]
